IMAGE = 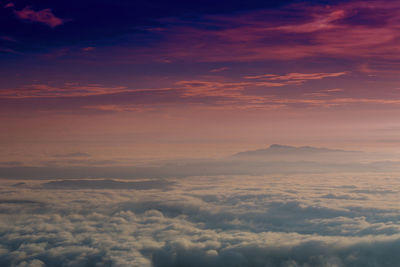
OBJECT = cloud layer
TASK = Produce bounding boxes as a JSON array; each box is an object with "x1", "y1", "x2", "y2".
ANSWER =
[{"x1": 1, "y1": 172, "x2": 400, "y2": 266}]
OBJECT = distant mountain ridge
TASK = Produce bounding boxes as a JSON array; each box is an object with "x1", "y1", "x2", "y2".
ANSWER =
[{"x1": 231, "y1": 144, "x2": 361, "y2": 160}]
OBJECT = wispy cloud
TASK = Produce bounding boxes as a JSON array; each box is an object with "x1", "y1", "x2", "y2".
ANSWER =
[
  {"x1": 52, "y1": 152, "x2": 91, "y2": 158},
  {"x1": 1, "y1": 71, "x2": 393, "y2": 111},
  {"x1": 210, "y1": 67, "x2": 229, "y2": 73},
  {"x1": 84, "y1": 104, "x2": 157, "y2": 113},
  {"x1": 177, "y1": 80, "x2": 284, "y2": 97},
  {"x1": 123, "y1": 0, "x2": 400, "y2": 62},
  {"x1": 273, "y1": 9, "x2": 346, "y2": 33},
  {"x1": 0, "y1": 83, "x2": 129, "y2": 98},
  {"x1": 243, "y1": 72, "x2": 348, "y2": 81},
  {"x1": 173, "y1": 72, "x2": 348, "y2": 107}
]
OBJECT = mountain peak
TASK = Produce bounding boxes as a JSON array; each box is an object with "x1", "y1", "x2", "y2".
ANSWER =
[
  {"x1": 269, "y1": 144, "x2": 293, "y2": 149},
  {"x1": 231, "y1": 144, "x2": 361, "y2": 159}
]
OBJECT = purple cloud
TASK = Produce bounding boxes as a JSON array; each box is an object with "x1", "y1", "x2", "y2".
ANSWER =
[
  {"x1": 14, "y1": 6, "x2": 65, "y2": 28},
  {"x1": 4, "y1": 2, "x2": 14, "y2": 8}
]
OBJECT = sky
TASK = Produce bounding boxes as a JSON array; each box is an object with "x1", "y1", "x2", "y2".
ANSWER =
[
  {"x1": 2, "y1": 0, "x2": 400, "y2": 164},
  {"x1": 4, "y1": 2, "x2": 400, "y2": 266}
]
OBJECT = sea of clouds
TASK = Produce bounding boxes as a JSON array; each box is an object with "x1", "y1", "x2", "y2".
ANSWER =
[{"x1": 1, "y1": 173, "x2": 400, "y2": 267}]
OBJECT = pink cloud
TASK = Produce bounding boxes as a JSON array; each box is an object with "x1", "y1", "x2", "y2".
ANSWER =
[
  {"x1": 0, "y1": 83, "x2": 128, "y2": 99},
  {"x1": 173, "y1": 73, "x2": 400, "y2": 109},
  {"x1": 115, "y1": 0, "x2": 400, "y2": 63},
  {"x1": 84, "y1": 105, "x2": 156, "y2": 113},
  {"x1": 173, "y1": 72, "x2": 349, "y2": 108},
  {"x1": 323, "y1": 88, "x2": 344, "y2": 93},
  {"x1": 14, "y1": 6, "x2": 65, "y2": 28},
  {"x1": 273, "y1": 9, "x2": 346, "y2": 33},
  {"x1": 82, "y1": 47, "x2": 96, "y2": 52},
  {"x1": 210, "y1": 67, "x2": 230, "y2": 73},
  {"x1": 2, "y1": 75, "x2": 398, "y2": 112},
  {"x1": 302, "y1": 88, "x2": 345, "y2": 98},
  {"x1": 4, "y1": 2, "x2": 14, "y2": 8},
  {"x1": 293, "y1": 97, "x2": 400, "y2": 107},
  {"x1": 176, "y1": 80, "x2": 284, "y2": 99},
  {"x1": 243, "y1": 72, "x2": 348, "y2": 81}
]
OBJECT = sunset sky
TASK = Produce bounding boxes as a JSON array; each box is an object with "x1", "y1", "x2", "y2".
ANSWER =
[
  {"x1": 2, "y1": 0, "x2": 400, "y2": 164},
  {"x1": 4, "y1": 2, "x2": 400, "y2": 266}
]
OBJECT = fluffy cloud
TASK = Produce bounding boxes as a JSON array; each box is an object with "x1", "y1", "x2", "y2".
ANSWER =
[{"x1": 1, "y1": 173, "x2": 400, "y2": 266}]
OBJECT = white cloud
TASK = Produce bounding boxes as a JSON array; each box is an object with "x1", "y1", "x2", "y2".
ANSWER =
[{"x1": 1, "y1": 173, "x2": 400, "y2": 266}]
